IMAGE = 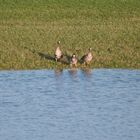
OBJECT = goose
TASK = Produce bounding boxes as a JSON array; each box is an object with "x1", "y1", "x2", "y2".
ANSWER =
[
  {"x1": 81, "y1": 48, "x2": 93, "y2": 65},
  {"x1": 54, "y1": 41, "x2": 63, "y2": 62},
  {"x1": 70, "y1": 54, "x2": 78, "y2": 67}
]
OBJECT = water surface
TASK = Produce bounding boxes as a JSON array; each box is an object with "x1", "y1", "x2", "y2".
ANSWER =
[{"x1": 0, "y1": 69, "x2": 140, "y2": 140}]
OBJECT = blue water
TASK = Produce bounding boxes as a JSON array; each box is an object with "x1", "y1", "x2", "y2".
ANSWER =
[{"x1": 0, "y1": 69, "x2": 140, "y2": 140}]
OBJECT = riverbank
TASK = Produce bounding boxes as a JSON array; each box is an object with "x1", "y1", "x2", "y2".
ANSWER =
[{"x1": 0, "y1": 0, "x2": 140, "y2": 70}]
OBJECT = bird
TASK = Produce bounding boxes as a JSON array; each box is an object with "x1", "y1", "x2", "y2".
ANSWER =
[
  {"x1": 70, "y1": 54, "x2": 78, "y2": 67},
  {"x1": 80, "y1": 48, "x2": 93, "y2": 65},
  {"x1": 54, "y1": 41, "x2": 63, "y2": 62}
]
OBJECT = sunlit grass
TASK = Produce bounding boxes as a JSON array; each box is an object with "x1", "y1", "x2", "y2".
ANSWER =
[{"x1": 0, "y1": 0, "x2": 140, "y2": 70}]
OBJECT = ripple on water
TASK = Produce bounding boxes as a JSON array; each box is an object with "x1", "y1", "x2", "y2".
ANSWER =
[{"x1": 0, "y1": 69, "x2": 140, "y2": 140}]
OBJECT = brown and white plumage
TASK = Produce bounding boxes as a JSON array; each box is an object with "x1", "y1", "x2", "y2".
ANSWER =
[
  {"x1": 81, "y1": 48, "x2": 93, "y2": 65},
  {"x1": 54, "y1": 41, "x2": 63, "y2": 62},
  {"x1": 70, "y1": 54, "x2": 78, "y2": 67}
]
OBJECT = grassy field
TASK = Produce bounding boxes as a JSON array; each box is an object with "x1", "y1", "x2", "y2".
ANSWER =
[{"x1": 0, "y1": 0, "x2": 140, "y2": 70}]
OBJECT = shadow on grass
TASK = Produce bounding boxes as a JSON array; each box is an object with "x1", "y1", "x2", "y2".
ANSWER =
[
  {"x1": 24, "y1": 46, "x2": 70, "y2": 65},
  {"x1": 38, "y1": 52, "x2": 55, "y2": 61},
  {"x1": 39, "y1": 52, "x2": 71, "y2": 65}
]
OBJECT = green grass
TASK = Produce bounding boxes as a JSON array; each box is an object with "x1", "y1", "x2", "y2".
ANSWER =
[{"x1": 0, "y1": 0, "x2": 140, "y2": 70}]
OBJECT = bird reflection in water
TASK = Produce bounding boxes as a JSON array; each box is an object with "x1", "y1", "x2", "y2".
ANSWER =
[
  {"x1": 54, "y1": 69, "x2": 63, "y2": 78},
  {"x1": 82, "y1": 68, "x2": 92, "y2": 78},
  {"x1": 68, "y1": 68, "x2": 78, "y2": 79}
]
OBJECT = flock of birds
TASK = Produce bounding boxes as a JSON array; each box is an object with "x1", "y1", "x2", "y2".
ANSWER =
[{"x1": 54, "y1": 41, "x2": 93, "y2": 67}]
